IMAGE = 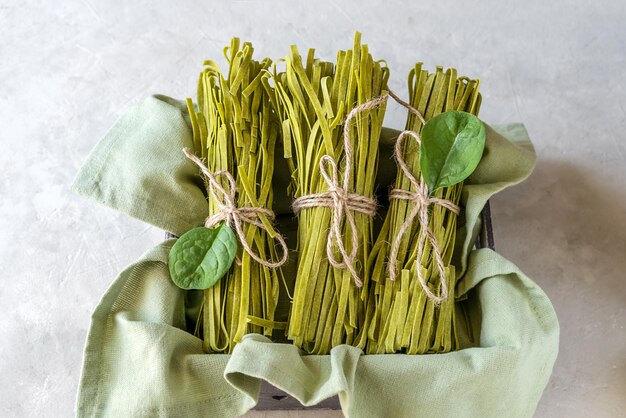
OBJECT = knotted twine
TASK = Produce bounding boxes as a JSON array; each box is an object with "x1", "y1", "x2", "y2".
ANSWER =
[
  {"x1": 381, "y1": 91, "x2": 461, "y2": 302},
  {"x1": 291, "y1": 97, "x2": 387, "y2": 287},
  {"x1": 291, "y1": 91, "x2": 460, "y2": 301},
  {"x1": 182, "y1": 147, "x2": 288, "y2": 268},
  {"x1": 388, "y1": 130, "x2": 460, "y2": 303}
]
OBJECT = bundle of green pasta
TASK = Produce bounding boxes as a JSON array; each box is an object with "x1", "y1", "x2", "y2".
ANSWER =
[
  {"x1": 186, "y1": 38, "x2": 288, "y2": 353},
  {"x1": 264, "y1": 33, "x2": 389, "y2": 354},
  {"x1": 365, "y1": 65, "x2": 481, "y2": 354}
]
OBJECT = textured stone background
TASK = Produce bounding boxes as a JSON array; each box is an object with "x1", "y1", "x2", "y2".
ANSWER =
[{"x1": 1, "y1": 0, "x2": 624, "y2": 416}]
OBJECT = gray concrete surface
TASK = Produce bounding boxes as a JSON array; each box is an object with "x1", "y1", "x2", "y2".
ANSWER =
[{"x1": 1, "y1": 0, "x2": 624, "y2": 416}]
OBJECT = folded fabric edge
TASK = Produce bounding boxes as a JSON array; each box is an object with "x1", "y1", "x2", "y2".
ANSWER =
[
  {"x1": 75, "y1": 239, "x2": 257, "y2": 417},
  {"x1": 225, "y1": 333, "x2": 362, "y2": 412},
  {"x1": 71, "y1": 174, "x2": 200, "y2": 237},
  {"x1": 461, "y1": 248, "x2": 559, "y2": 418},
  {"x1": 70, "y1": 94, "x2": 207, "y2": 237},
  {"x1": 453, "y1": 122, "x2": 537, "y2": 281}
]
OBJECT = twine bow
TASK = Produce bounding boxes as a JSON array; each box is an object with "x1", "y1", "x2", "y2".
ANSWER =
[
  {"x1": 292, "y1": 97, "x2": 386, "y2": 287},
  {"x1": 388, "y1": 130, "x2": 460, "y2": 303},
  {"x1": 183, "y1": 148, "x2": 288, "y2": 268},
  {"x1": 323, "y1": 90, "x2": 460, "y2": 302}
]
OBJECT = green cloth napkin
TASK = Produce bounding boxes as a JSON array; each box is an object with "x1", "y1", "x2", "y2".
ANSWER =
[{"x1": 73, "y1": 95, "x2": 559, "y2": 417}]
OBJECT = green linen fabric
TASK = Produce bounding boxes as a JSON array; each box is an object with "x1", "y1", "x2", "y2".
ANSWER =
[{"x1": 73, "y1": 95, "x2": 559, "y2": 417}]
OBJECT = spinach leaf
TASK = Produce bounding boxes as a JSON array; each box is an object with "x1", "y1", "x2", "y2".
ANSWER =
[
  {"x1": 419, "y1": 111, "x2": 486, "y2": 193},
  {"x1": 168, "y1": 224, "x2": 237, "y2": 290}
]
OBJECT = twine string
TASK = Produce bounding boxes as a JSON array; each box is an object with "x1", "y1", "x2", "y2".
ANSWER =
[
  {"x1": 387, "y1": 130, "x2": 460, "y2": 303},
  {"x1": 290, "y1": 90, "x2": 460, "y2": 297},
  {"x1": 183, "y1": 147, "x2": 288, "y2": 269},
  {"x1": 291, "y1": 96, "x2": 387, "y2": 287}
]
